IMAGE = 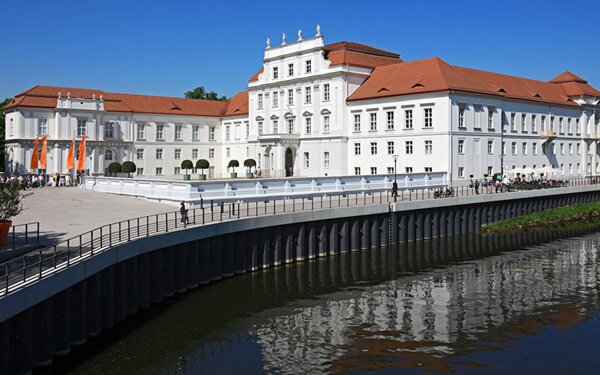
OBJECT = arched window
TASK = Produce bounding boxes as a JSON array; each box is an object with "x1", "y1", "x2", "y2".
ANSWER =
[{"x1": 104, "y1": 149, "x2": 113, "y2": 161}]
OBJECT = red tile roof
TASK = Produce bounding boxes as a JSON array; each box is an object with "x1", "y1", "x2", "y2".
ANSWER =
[
  {"x1": 348, "y1": 57, "x2": 599, "y2": 106},
  {"x1": 324, "y1": 41, "x2": 402, "y2": 69},
  {"x1": 248, "y1": 67, "x2": 264, "y2": 82},
  {"x1": 3, "y1": 85, "x2": 250, "y2": 117},
  {"x1": 223, "y1": 91, "x2": 249, "y2": 117},
  {"x1": 549, "y1": 71, "x2": 587, "y2": 84}
]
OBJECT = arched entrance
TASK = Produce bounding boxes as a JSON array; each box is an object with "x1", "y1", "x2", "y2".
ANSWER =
[{"x1": 285, "y1": 148, "x2": 294, "y2": 177}]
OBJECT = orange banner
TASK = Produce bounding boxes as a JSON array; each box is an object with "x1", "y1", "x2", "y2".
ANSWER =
[
  {"x1": 76, "y1": 133, "x2": 86, "y2": 171},
  {"x1": 39, "y1": 136, "x2": 47, "y2": 169},
  {"x1": 30, "y1": 138, "x2": 39, "y2": 170},
  {"x1": 66, "y1": 137, "x2": 75, "y2": 170}
]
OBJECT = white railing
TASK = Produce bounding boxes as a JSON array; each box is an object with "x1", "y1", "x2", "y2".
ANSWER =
[{"x1": 83, "y1": 172, "x2": 449, "y2": 206}]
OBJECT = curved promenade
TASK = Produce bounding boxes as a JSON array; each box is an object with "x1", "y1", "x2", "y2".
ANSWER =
[{"x1": 1, "y1": 182, "x2": 600, "y2": 374}]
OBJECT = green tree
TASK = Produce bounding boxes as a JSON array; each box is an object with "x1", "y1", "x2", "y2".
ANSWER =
[
  {"x1": 122, "y1": 161, "x2": 136, "y2": 177},
  {"x1": 184, "y1": 86, "x2": 228, "y2": 101},
  {"x1": 0, "y1": 98, "x2": 14, "y2": 172}
]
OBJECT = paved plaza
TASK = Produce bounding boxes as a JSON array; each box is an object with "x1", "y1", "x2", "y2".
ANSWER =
[{"x1": 10, "y1": 187, "x2": 173, "y2": 249}]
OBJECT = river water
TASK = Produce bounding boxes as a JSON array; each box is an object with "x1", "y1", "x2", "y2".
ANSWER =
[{"x1": 43, "y1": 228, "x2": 600, "y2": 374}]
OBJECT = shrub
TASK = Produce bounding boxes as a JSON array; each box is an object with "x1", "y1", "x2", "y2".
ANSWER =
[
  {"x1": 122, "y1": 161, "x2": 136, "y2": 176},
  {"x1": 181, "y1": 159, "x2": 193, "y2": 174},
  {"x1": 243, "y1": 158, "x2": 257, "y2": 171},
  {"x1": 0, "y1": 183, "x2": 30, "y2": 221},
  {"x1": 108, "y1": 162, "x2": 122, "y2": 174},
  {"x1": 196, "y1": 159, "x2": 209, "y2": 175},
  {"x1": 228, "y1": 160, "x2": 239, "y2": 173}
]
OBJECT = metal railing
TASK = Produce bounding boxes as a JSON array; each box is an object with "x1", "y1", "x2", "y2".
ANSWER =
[
  {"x1": 3, "y1": 222, "x2": 40, "y2": 251},
  {"x1": 1, "y1": 175, "x2": 599, "y2": 296}
]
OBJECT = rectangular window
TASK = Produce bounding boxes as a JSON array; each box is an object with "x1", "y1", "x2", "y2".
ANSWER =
[
  {"x1": 569, "y1": 143, "x2": 573, "y2": 155},
  {"x1": 425, "y1": 167, "x2": 433, "y2": 173},
  {"x1": 370, "y1": 167, "x2": 377, "y2": 175},
  {"x1": 458, "y1": 139, "x2": 465, "y2": 154},
  {"x1": 175, "y1": 125, "x2": 182, "y2": 140},
  {"x1": 424, "y1": 140, "x2": 432, "y2": 154},
  {"x1": 272, "y1": 91, "x2": 278, "y2": 108},
  {"x1": 560, "y1": 143, "x2": 565, "y2": 155},
  {"x1": 155, "y1": 167, "x2": 163, "y2": 175},
  {"x1": 287, "y1": 119, "x2": 294, "y2": 134},
  {"x1": 388, "y1": 167, "x2": 395, "y2": 174},
  {"x1": 226, "y1": 147, "x2": 230, "y2": 158},
  {"x1": 287, "y1": 89, "x2": 294, "y2": 105},
  {"x1": 304, "y1": 152, "x2": 309, "y2": 168},
  {"x1": 405, "y1": 167, "x2": 413, "y2": 173},
  {"x1": 405, "y1": 109, "x2": 413, "y2": 129},
  {"x1": 209, "y1": 126, "x2": 216, "y2": 141},
  {"x1": 511, "y1": 142, "x2": 517, "y2": 155},
  {"x1": 225, "y1": 125, "x2": 231, "y2": 140},
  {"x1": 405, "y1": 141, "x2": 413, "y2": 154},
  {"x1": 104, "y1": 121, "x2": 114, "y2": 138},
  {"x1": 424, "y1": 108, "x2": 433, "y2": 128},
  {"x1": 458, "y1": 107, "x2": 466, "y2": 128},
  {"x1": 568, "y1": 118, "x2": 572, "y2": 133},
  {"x1": 37, "y1": 118, "x2": 48, "y2": 136},
  {"x1": 323, "y1": 84, "x2": 330, "y2": 101},
  {"x1": 136, "y1": 149, "x2": 144, "y2": 159},
  {"x1": 353, "y1": 114, "x2": 361, "y2": 132},
  {"x1": 136, "y1": 168, "x2": 144, "y2": 175},
  {"x1": 370, "y1": 142, "x2": 378, "y2": 155},
  {"x1": 257, "y1": 94, "x2": 263, "y2": 109},
  {"x1": 533, "y1": 143, "x2": 538, "y2": 155},
  {"x1": 355, "y1": 167, "x2": 361, "y2": 175},
  {"x1": 510, "y1": 113, "x2": 516, "y2": 131},
  {"x1": 192, "y1": 125, "x2": 199, "y2": 140},
  {"x1": 576, "y1": 119, "x2": 580, "y2": 134},
  {"x1": 209, "y1": 148, "x2": 215, "y2": 158},
  {"x1": 487, "y1": 166, "x2": 493, "y2": 176},
  {"x1": 531, "y1": 114, "x2": 537, "y2": 133},
  {"x1": 386, "y1": 111, "x2": 394, "y2": 130},
  {"x1": 288, "y1": 63, "x2": 294, "y2": 76},
  {"x1": 174, "y1": 167, "x2": 181, "y2": 175},
  {"x1": 559, "y1": 117, "x2": 564, "y2": 133},
  {"x1": 272, "y1": 120, "x2": 278, "y2": 134},
  {"x1": 156, "y1": 124, "x2": 164, "y2": 140},
  {"x1": 577, "y1": 143, "x2": 581, "y2": 155},
  {"x1": 273, "y1": 67, "x2": 279, "y2": 79},
  {"x1": 458, "y1": 167, "x2": 464, "y2": 178},
  {"x1": 323, "y1": 152, "x2": 329, "y2": 169},
  {"x1": 323, "y1": 116, "x2": 330, "y2": 133},
  {"x1": 522, "y1": 142, "x2": 527, "y2": 155},
  {"x1": 192, "y1": 149, "x2": 198, "y2": 159},
  {"x1": 305, "y1": 60, "x2": 312, "y2": 73},
  {"x1": 174, "y1": 149, "x2": 181, "y2": 160},
  {"x1": 488, "y1": 108, "x2": 494, "y2": 129},
  {"x1": 77, "y1": 119, "x2": 86, "y2": 137},
  {"x1": 370, "y1": 113, "x2": 377, "y2": 131},
  {"x1": 521, "y1": 114, "x2": 527, "y2": 132},
  {"x1": 258, "y1": 121, "x2": 263, "y2": 136},
  {"x1": 541, "y1": 115, "x2": 547, "y2": 131},
  {"x1": 305, "y1": 87, "x2": 312, "y2": 104},
  {"x1": 354, "y1": 143, "x2": 361, "y2": 155},
  {"x1": 156, "y1": 149, "x2": 163, "y2": 159},
  {"x1": 487, "y1": 140, "x2": 493, "y2": 154},
  {"x1": 136, "y1": 123, "x2": 145, "y2": 140},
  {"x1": 387, "y1": 141, "x2": 394, "y2": 154},
  {"x1": 502, "y1": 141, "x2": 506, "y2": 155},
  {"x1": 305, "y1": 118, "x2": 312, "y2": 134}
]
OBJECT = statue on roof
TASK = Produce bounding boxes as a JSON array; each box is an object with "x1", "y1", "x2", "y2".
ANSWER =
[
  {"x1": 297, "y1": 29, "x2": 303, "y2": 41},
  {"x1": 282, "y1": 33, "x2": 286, "y2": 45},
  {"x1": 266, "y1": 37, "x2": 270, "y2": 49},
  {"x1": 316, "y1": 24, "x2": 321, "y2": 36}
]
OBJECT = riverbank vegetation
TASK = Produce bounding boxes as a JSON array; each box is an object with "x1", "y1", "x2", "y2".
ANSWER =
[{"x1": 482, "y1": 201, "x2": 600, "y2": 233}]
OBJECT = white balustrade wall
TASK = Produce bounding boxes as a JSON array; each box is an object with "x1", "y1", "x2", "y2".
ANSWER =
[{"x1": 82, "y1": 172, "x2": 449, "y2": 206}]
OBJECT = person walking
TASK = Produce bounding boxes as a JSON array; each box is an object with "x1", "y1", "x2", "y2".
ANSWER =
[{"x1": 180, "y1": 201, "x2": 190, "y2": 227}]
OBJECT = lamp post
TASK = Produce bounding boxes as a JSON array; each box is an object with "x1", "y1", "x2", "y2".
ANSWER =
[{"x1": 392, "y1": 154, "x2": 399, "y2": 202}]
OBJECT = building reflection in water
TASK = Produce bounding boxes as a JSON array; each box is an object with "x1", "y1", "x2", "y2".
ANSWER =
[{"x1": 51, "y1": 226, "x2": 600, "y2": 374}]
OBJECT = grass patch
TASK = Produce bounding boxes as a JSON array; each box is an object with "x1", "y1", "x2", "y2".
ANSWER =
[{"x1": 481, "y1": 201, "x2": 600, "y2": 234}]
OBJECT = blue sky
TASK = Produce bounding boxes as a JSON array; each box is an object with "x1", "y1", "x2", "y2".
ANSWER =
[{"x1": 1, "y1": 0, "x2": 598, "y2": 100}]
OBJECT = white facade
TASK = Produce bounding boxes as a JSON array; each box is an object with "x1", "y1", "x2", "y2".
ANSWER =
[{"x1": 4, "y1": 27, "x2": 600, "y2": 182}]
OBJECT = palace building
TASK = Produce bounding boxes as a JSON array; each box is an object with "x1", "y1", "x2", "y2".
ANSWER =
[{"x1": 4, "y1": 26, "x2": 600, "y2": 181}]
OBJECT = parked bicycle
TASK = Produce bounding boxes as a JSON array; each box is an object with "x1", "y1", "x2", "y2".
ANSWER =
[{"x1": 433, "y1": 187, "x2": 455, "y2": 199}]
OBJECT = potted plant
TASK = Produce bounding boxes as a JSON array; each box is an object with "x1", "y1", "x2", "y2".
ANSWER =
[
  {"x1": 107, "y1": 162, "x2": 122, "y2": 177},
  {"x1": 122, "y1": 161, "x2": 136, "y2": 178},
  {"x1": 196, "y1": 159, "x2": 209, "y2": 180},
  {"x1": 244, "y1": 158, "x2": 256, "y2": 178},
  {"x1": 0, "y1": 183, "x2": 29, "y2": 246},
  {"x1": 181, "y1": 159, "x2": 193, "y2": 181},
  {"x1": 228, "y1": 159, "x2": 239, "y2": 178}
]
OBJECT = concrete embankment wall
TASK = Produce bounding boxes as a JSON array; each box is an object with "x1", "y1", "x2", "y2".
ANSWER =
[{"x1": 1, "y1": 185, "x2": 599, "y2": 374}]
